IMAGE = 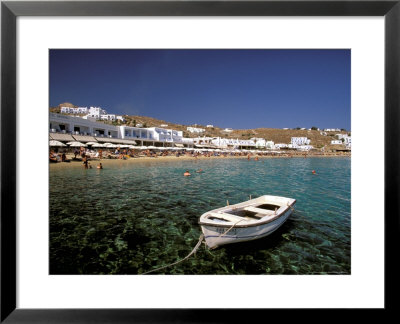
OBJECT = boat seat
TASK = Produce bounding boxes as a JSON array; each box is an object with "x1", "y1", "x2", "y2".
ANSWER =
[
  {"x1": 243, "y1": 206, "x2": 276, "y2": 217},
  {"x1": 208, "y1": 212, "x2": 247, "y2": 223}
]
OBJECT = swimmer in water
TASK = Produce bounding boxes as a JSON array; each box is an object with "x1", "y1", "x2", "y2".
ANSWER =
[
  {"x1": 184, "y1": 170, "x2": 191, "y2": 176},
  {"x1": 97, "y1": 163, "x2": 103, "y2": 169},
  {"x1": 196, "y1": 169, "x2": 203, "y2": 173}
]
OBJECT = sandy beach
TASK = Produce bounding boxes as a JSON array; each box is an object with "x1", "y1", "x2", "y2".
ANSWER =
[{"x1": 50, "y1": 151, "x2": 351, "y2": 169}]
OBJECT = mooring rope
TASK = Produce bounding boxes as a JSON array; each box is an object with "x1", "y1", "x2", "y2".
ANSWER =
[
  {"x1": 218, "y1": 219, "x2": 244, "y2": 238},
  {"x1": 141, "y1": 233, "x2": 204, "y2": 275},
  {"x1": 287, "y1": 202, "x2": 295, "y2": 212}
]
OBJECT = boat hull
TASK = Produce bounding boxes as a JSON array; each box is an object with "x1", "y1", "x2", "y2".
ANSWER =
[{"x1": 201, "y1": 206, "x2": 293, "y2": 249}]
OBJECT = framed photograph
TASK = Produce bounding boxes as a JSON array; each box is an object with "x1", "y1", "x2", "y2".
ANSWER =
[{"x1": 1, "y1": 0, "x2": 398, "y2": 322}]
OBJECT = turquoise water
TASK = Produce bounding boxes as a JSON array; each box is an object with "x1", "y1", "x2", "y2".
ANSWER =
[{"x1": 49, "y1": 157, "x2": 351, "y2": 275}]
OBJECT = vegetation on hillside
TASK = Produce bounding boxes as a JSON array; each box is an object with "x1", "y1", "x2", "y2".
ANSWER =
[{"x1": 50, "y1": 104, "x2": 349, "y2": 149}]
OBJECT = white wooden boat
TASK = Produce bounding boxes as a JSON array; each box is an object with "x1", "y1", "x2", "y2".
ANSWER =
[{"x1": 199, "y1": 195, "x2": 296, "y2": 249}]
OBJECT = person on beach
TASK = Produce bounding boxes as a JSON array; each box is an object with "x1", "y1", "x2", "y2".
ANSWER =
[
  {"x1": 83, "y1": 156, "x2": 89, "y2": 169},
  {"x1": 184, "y1": 170, "x2": 191, "y2": 176},
  {"x1": 74, "y1": 148, "x2": 79, "y2": 159},
  {"x1": 196, "y1": 169, "x2": 203, "y2": 173},
  {"x1": 97, "y1": 163, "x2": 103, "y2": 169},
  {"x1": 49, "y1": 151, "x2": 58, "y2": 163},
  {"x1": 61, "y1": 152, "x2": 66, "y2": 162}
]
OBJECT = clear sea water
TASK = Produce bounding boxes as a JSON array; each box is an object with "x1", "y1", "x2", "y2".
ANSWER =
[{"x1": 49, "y1": 157, "x2": 351, "y2": 275}]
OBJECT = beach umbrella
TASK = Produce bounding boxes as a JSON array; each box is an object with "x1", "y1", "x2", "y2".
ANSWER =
[
  {"x1": 91, "y1": 143, "x2": 105, "y2": 148},
  {"x1": 185, "y1": 148, "x2": 194, "y2": 151},
  {"x1": 85, "y1": 141, "x2": 98, "y2": 146},
  {"x1": 67, "y1": 141, "x2": 86, "y2": 147},
  {"x1": 147, "y1": 146, "x2": 157, "y2": 149},
  {"x1": 49, "y1": 140, "x2": 66, "y2": 147},
  {"x1": 128, "y1": 145, "x2": 137, "y2": 149}
]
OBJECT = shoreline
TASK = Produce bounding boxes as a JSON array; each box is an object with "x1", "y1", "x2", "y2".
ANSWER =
[{"x1": 50, "y1": 152, "x2": 351, "y2": 168}]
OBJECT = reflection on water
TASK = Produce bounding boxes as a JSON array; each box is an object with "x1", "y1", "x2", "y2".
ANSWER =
[{"x1": 50, "y1": 157, "x2": 350, "y2": 274}]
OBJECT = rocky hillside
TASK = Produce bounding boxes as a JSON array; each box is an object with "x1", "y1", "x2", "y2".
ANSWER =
[
  {"x1": 50, "y1": 105, "x2": 350, "y2": 149},
  {"x1": 122, "y1": 116, "x2": 349, "y2": 148}
]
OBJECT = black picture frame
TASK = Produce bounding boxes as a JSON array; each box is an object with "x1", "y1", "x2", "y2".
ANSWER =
[{"x1": 1, "y1": 0, "x2": 398, "y2": 322}]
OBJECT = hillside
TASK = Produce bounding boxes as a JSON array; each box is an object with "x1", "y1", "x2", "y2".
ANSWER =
[
  {"x1": 122, "y1": 116, "x2": 349, "y2": 148},
  {"x1": 50, "y1": 105, "x2": 350, "y2": 150}
]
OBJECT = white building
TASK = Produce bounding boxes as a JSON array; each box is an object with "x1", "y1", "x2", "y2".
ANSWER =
[
  {"x1": 255, "y1": 139, "x2": 266, "y2": 148},
  {"x1": 99, "y1": 114, "x2": 124, "y2": 122},
  {"x1": 210, "y1": 137, "x2": 255, "y2": 149},
  {"x1": 251, "y1": 137, "x2": 275, "y2": 149},
  {"x1": 206, "y1": 125, "x2": 214, "y2": 128},
  {"x1": 331, "y1": 140, "x2": 342, "y2": 145},
  {"x1": 193, "y1": 137, "x2": 214, "y2": 146},
  {"x1": 182, "y1": 138, "x2": 194, "y2": 146},
  {"x1": 100, "y1": 114, "x2": 116, "y2": 121},
  {"x1": 187, "y1": 127, "x2": 205, "y2": 134},
  {"x1": 87, "y1": 106, "x2": 107, "y2": 119},
  {"x1": 119, "y1": 125, "x2": 153, "y2": 141},
  {"x1": 149, "y1": 127, "x2": 184, "y2": 143},
  {"x1": 265, "y1": 141, "x2": 275, "y2": 149},
  {"x1": 49, "y1": 113, "x2": 119, "y2": 138},
  {"x1": 223, "y1": 128, "x2": 233, "y2": 133},
  {"x1": 275, "y1": 143, "x2": 288, "y2": 149},
  {"x1": 50, "y1": 113, "x2": 191, "y2": 147},
  {"x1": 120, "y1": 126, "x2": 184, "y2": 144},
  {"x1": 297, "y1": 145, "x2": 314, "y2": 151},
  {"x1": 291, "y1": 137, "x2": 311, "y2": 147},
  {"x1": 336, "y1": 133, "x2": 350, "y2": 140},
  {"x1": 324, "y1": 128, "x2": 341, "y2": 132},
  {"x1": 60, "y1": 106, "x2": 88, "y2": 114},
  {"x1": 335, "y1": 134, "x2": 351, "y2": 148},
  {"x1": 343, "y1": 136, "x2": 351, "y2": 148}
]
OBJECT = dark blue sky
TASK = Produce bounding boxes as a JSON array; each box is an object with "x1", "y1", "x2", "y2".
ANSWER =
[{"x1": 49, "y1": 49, "x2": 350, "y2": 130}]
